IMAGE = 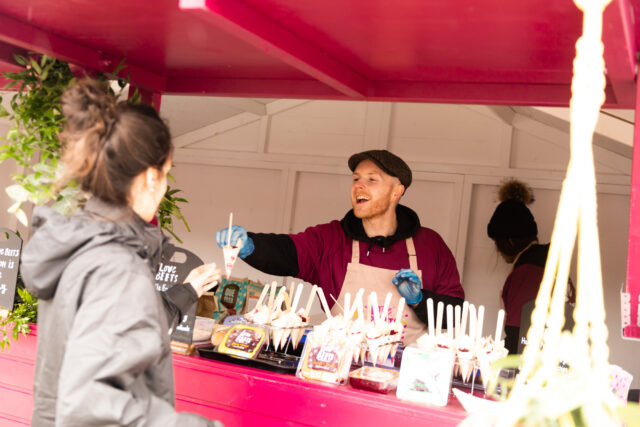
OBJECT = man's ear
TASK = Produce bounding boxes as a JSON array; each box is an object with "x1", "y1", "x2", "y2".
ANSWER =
[{"x1": 393, "y1": 184, "x2": 405, "y2": 201}]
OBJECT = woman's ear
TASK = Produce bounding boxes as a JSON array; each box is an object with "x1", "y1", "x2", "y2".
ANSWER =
[{"x1": 145, "y1": 167, "x2": 157, "y2": 193}]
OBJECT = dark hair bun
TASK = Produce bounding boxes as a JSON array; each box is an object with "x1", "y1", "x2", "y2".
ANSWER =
[
  {"x1": 498, "y1": 179, "x2": 534, "y2": 205},
  {"x1": 59, "y1": 79, "x2": 172, "y2": 205},
  {"x1": 62, "y1": 79, "x2": 117, "y2": 138}
]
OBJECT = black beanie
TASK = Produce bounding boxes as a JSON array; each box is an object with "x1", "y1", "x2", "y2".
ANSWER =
[{"x1": 487, "y1": 199, "x2": 538, "y2": 239}]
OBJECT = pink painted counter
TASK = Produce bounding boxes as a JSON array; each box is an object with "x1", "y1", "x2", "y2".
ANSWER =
[{"x1": 0, "y1": 326, "x2": 468, "y2": 426}]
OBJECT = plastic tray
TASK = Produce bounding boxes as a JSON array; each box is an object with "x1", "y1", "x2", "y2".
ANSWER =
[{"x1": 197, "y1": 346, "x2": 300, "y2": 374}]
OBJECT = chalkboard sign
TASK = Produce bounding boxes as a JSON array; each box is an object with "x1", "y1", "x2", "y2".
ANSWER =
[
  {"x1": 0, "y1": 228, "x2": 22, "y2": 311},
  {"x1": 518, "y1": 299, "x2": 575, "y2": 354},
  {"x1": 154, "y1": 243, "x2": 203, "y2": 345}
]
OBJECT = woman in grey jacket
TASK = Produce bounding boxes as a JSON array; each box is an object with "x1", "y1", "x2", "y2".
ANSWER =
[{"x1": 20, "y1": 79, "x2": 222, "y2": 427}]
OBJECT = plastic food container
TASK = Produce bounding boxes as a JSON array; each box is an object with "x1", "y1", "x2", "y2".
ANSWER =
[{"x1": 348, "y1": 366, "x2": 399, "y2": 394}]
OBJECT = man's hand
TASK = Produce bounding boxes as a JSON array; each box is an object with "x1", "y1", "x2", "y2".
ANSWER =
[
  {"x1": 392, "y1": 268, "x2": 423, "y2": 305},
  {"x1": 215, "y1": 225, "x2": 255, "y2": 258},
  {"x1": 185, "y1": 262, "x2": 222, "y2": 298}
]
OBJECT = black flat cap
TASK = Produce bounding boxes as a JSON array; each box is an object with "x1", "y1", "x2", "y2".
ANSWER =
[{"x1": 348, "y1": 149, "x2": 412, "y2": 188}]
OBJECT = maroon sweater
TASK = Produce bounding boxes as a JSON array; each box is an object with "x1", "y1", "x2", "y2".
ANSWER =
[
  {"x1": 244, "y1": 205, "x2": 464, "y2": 323},
  {"x1": 291, "y1": 221, "x2": 464, "y2": 301}
]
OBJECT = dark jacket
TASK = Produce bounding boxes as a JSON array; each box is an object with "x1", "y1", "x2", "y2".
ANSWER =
[{"x1": 20, "y1": 199, "x2": 220, "y2": 427}]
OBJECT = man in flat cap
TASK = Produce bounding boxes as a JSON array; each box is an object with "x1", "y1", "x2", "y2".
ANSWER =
[{"x1": 216, "y1": 150, "x2": 464, "y2": 344}]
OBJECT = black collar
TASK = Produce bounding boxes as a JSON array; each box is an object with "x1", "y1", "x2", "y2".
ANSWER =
[{"x1": 340, "y1": 204, "x2": 421, "y2": 249}]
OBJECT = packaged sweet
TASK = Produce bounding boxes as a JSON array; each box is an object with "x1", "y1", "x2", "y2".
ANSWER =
[
  {"x1": 397, "y1": 345, "x2": 455, "y2": 406},
  {"x1": 216, "y1": 325, "x2": 267, "y2": 359},
  {"x1": 349, "y1": 366, "x2": 399, "y2": 394},
  {"x1": 297, "y1": 331, "x2": 353, "y2": 385},
  {"x1": 212, "y1": 278, "x2": 265, "y2": 322}
]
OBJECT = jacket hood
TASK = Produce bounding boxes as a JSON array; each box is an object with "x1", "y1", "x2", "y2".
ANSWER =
[
  {"x1": 340, "y1": 204, "x2": 421, "y2": 249},
  {"x1": 20, "y1": 198, "x2": 166, "y2": 300}
]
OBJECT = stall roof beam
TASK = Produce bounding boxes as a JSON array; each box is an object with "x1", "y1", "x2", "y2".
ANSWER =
[
  {"x1": 179, "y1": 0, "x2": 369, "y2": 99},
  {"x1": 603, "y1": 0, "x2": 637, "y2": 107},
  {"x1": 0, "y1": 13, "x2": 166, "y2": 93}
]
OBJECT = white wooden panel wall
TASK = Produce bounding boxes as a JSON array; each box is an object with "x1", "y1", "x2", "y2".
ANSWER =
[{"x1": 390, "y1": 104, "x2": 511, "y2": 167}]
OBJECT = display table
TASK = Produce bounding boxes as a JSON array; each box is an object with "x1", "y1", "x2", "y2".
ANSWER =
[{"x1": 0, "y1": 326, "x2": 468, "y2": 425}]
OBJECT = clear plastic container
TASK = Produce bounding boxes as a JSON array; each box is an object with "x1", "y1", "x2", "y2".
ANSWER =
[
  {"x1": 296, "y1": 331, "x2": 353, "y2": 385},
  {"x1": 349, "y1": 366, "x2": 399, "y2": 394}
]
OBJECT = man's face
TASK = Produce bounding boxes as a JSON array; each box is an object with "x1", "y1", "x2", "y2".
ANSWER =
[{"x1": 350, "y1": 159, "x2": 403, "y2": 220}]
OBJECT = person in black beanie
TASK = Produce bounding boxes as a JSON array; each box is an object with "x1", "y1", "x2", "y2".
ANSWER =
[{"x1": 487, "y1": 179, "x2": 547, "y2": 354}]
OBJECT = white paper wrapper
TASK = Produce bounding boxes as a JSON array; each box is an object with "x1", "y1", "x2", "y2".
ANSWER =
[{"x1": 223, "y1": 246, "x2": 241, "y2": 279}]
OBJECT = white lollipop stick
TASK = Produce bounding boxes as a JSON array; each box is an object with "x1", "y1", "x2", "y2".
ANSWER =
[
  {"x1": 455, "y1": 304, "x2": 461, "y2": 340},
  {"x1": 329, "y1": 294, "x2": 345, "y2": 313},
  {"x1": 256, "y1": 284, "x2": 269, "y2": 308},
  {"x1": 227, "y1": 212, "x2": 233, "y2": 247},
  {"x1": 344, "y1": 292, "x2": 351, "y2": 318},
  {"x1": 436, "y1": 301, "x2": 444, "y2": 337},
  {"x1": 460, "y1": 301, "x2": 469, "y2": 337},
  {"x1": 273, "y1": 287, "x2": 286, "y2": 312},
  {"x1": 347, "y1": 290, "x2": 360, "y2": 320},
  {"x1": 446, "y1": 304, "x2": 454, "y2": 341},
  {"x1": 267, "y1": 281, "x2": 277, "y2": 310},
  {"x1": 395, "y1": 297, "x2": 406, "y2": 326},
  {"x1": 495, "y1": 309, "x2": 505, "y2": 343},
  {"x1": 370, "y1": 292, "x2": 381, "y2": 325},
  {"x1": 304, "y1": 285, "x2": 317, "y2": 317},
  {"x1": 317, "y1": 287, "x2": 332, "y2": 319},
  {"x1": 476, "y1": 305, "x2": 485, "y2": 342},
  {"x1": 357, "y1": 292, "x2": 365, "y2": 322},
  {"x1": 291, "y1": 283, "x2": 304, "y2": 313},
  {"x1": 427, "y1": 298, "x2": 435, "y2": 338},
  {"x1": 381, "y1": 292, "x2": 392, "y2": 322},
  {"x1": 469, "y1": 304, "x2": 477, "y2": 344},
  {"x1": 288, "y1": 282, "x2": 295, "y2": 305}
]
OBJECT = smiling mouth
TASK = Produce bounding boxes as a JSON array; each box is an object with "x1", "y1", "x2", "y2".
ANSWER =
[{"x1": 355, "y1": 195, "x2": 370, "y2": 204}]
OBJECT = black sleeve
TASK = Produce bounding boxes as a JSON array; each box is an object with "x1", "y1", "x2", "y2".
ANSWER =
[
  {"x1": 243, "y1": 232, "x2": 299, "y2": 277},
  {"x1": 410, "y1": 289, "x2": 464, "y2": 329},
  {"x1": 160, "y1": 284, "x2": 199, "y2": 331}
]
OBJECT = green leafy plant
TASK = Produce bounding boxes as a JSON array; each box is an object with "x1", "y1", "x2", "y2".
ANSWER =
[
  {"x1": 0, "y1": 279, "x2": 37, "y2": 351},
  {"x1": 157, "y1": 184, "x2": 190, "y2": 243}
]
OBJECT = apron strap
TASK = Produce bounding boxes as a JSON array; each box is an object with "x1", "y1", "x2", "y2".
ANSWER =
[
  {"x1": 351, "y1": 239, "x2": 360, "y2": 263},
  {"x1": 406, "y1": 237, "x2": 419, "y2": 271}
]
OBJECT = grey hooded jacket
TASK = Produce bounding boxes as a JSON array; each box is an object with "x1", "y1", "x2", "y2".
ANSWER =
[{"x1": 20, "y1": 198, "x2": 222, "y2": 427}]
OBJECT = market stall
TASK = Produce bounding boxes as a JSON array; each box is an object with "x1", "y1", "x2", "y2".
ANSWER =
[{"x1": 0, "y1": 0, "x2": 639, "y2": 425}]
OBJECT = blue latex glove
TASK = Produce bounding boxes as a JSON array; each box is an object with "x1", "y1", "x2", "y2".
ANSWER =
[
  {"x1": 392, "y1": 268, "x2": 423, "y2": 305},
  {"x1": 215, "y1": 225, "x2": 255, "y2": 259}
]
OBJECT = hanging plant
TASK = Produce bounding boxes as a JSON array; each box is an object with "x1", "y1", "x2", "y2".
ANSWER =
[
  {"x1": 0, "y1": 54, "x2": 190, "y2": 239},
  {"x1": 0, "y1": 54, "x2": 190, "y2": 350}
]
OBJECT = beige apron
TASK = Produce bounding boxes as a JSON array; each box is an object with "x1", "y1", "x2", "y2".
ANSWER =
[{"x1": 330, "y1": 238, "x2": 428, "y2": 345}]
